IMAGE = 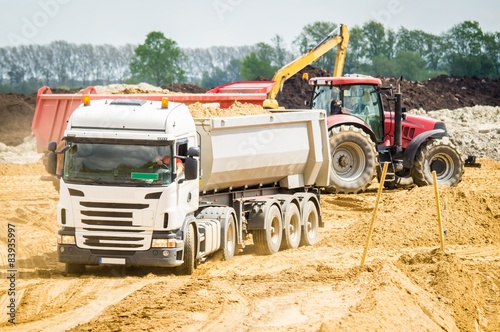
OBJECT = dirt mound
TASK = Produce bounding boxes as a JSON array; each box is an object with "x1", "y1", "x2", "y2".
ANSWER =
[
  {"x1": 0, "y1": 93, "x2": 35, "y2": 146},
  {"x1": 382, "y1": 75, "x2": 500, "y2": 111},
  {"x1": 162, "y1": 83, "x2": 208, "y2": 93},
  {"x1": 279, "y1": 66, "x2": 500, "y2": 111},
  {"x1": 278, "y1": 65, "x2": 331, "y2": 109}
]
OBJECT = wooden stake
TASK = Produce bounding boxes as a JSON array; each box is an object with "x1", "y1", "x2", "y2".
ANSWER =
[
  {"x1": 432, "y1": 171, "x2": 445, "y2": 251},
  {"x1": 361, "y1": 162, "x2": 388, "y2": 266}
]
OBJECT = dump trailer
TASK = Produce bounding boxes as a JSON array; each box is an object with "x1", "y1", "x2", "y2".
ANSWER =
[{"x1": 42, "y1": 93, "x2": 330, "y2": 275}]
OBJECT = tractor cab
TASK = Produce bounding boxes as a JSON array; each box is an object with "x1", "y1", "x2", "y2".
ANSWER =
[{"x1": 309, "y1": 76, "x2": 385, "y2": 142}]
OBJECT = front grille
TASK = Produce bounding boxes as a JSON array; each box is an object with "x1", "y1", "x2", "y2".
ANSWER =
[
  {"x1": 75, "y1": 200, "x2": 153, "y2": 251},
  {"x1": 81, "y1": 210, "x2": 133, "y2": 218},
  {"x1": 83, "y1": 235, "x2": 144, "y2": 248},
  {"x1": 82, "y1": 219, "x2": 133, "y2": 227},
  {"x1": 80, "y1": 202, "x2": 149, "y2": 209}
]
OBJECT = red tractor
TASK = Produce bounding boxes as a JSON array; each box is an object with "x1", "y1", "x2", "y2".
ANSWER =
[{"x1": 308, "y1": 74, "x2": 464, "y2": 193}]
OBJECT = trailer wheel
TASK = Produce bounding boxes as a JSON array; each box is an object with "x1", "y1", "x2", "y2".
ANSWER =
[
  {"x1": 280, "y1": 203, "x2": 301, "y2": 250},
  {"x1": 411, "y1": 137, "x2": 464, "y2": 187},
  {"x1": 65, "y1": 263, "x2": 85, "y2": 275},
  {"x1": 176, "y1": 223, "x2": 196, "y2": 275},
  {"x1": 254, "y1": 204, "x2": 282, "y2": 255},
  {"x1": 300, "y1": 200, "x2": 319, "y2": 246},
  {"x1": 326, "y1": 125, "x2": 377, "y2": 194},
  {"x1": 223, "y1": 214, "x2": 236, "y2": 261}
]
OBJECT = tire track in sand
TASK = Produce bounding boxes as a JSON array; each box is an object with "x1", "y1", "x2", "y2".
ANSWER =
[{"x1": 2, "y1": 278, "x2": 156, "y2": 332}]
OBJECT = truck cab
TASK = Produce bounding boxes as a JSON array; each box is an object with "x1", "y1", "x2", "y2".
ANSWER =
[{"x1": 49, "y1": 98, "x2": 201, "y2": 274}]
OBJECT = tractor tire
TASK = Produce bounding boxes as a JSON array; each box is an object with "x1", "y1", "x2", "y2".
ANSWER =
[
  {"x1": 253, "y1": 204, "x2": 282, "y2": 255},
  {"x1": 175, "y1": 223, "x2": 196, "y2": 276},
  {"x1": 411, "y1": 137, "x2": 464, "y2": 187},
  {"x1": 326, "y1": 125, "x2": 377, "y2": 194}
]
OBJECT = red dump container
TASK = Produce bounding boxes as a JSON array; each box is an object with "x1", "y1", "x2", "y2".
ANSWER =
[{"x1": 32, "y1": 85, "x2": 270, "y2": 153}]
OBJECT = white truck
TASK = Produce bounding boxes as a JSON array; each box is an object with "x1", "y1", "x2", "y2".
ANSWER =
[{"x1": 45, "y1": 95, "x2": 330, "y2": 275}]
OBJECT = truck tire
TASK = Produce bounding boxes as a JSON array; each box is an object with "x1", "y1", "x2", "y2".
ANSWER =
[
  {"x1": 411, "y1": 137, "x2": 464, "y2": 187},
  {"x1": 300, "y1": 200, "x2": 319, "y2": 246},
  {"x1": 326, "y1": 125, "x2": 377, "y2": 194},
  {"x1": 65, "y1": 263, "x2": 85, "y2": 275},
  {"x1": 280, "y1": 203, "x2": 301, "y2": 250},
  {"x1": 176, "y1": 223, "x2": 196, "y2": 276},
  {"x1": 253, "y1": 204, "x2": 282, "y2": 255},
  {"x1": 223, "y1": 214, "x2": 236, "y2": 261}
]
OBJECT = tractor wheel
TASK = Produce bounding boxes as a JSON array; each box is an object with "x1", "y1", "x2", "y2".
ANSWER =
[
  {"x1": 175, "y1": 223, "x2": 196, "y2": 276},
  {"x1": 326, "y1": 125, "x2": 377, "y2": 194},
  {"x1": 411, "y1": 137, "x2": 464, "y2": 187}
]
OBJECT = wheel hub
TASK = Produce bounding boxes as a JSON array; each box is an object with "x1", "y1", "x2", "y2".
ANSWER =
[
  {"x1": 338, "y1": 154, "x2": 350, "y2": 168},
  {"x1": 431, "y1": 159, "x2": 446, "y2": 176}
]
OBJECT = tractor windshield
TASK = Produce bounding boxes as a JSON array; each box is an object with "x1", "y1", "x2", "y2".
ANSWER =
[
  {"x1": 311, "y1": 84, "x2": 384, "y2": 142},
  {"x1": 62, "y1": 142, "x2": 175, "y2": 186}
]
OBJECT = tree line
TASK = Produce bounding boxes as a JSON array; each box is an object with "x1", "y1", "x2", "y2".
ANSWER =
[{"x1": 1, "y1": 20, "x2": 498, "y2": 94}]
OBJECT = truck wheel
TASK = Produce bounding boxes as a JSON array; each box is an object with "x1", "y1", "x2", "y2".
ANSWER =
[
  {"x1": 411, "y1": 137, "x2": 464, "y2": 187},
  {"x1": 254, "y1": 204, "x2": 282, "y2": 255},
  {"x1": 300, "y1": 200, "x2": 319, "y2": 246},
  {"x1": 326, "y1": 125, "x2": 377, "y2": 194},
  {"x1": 65, "y1": 263, "x2": 85, "y2": 275},
  {"x1": 223, "y1": 214, "x2": 236, "y2": 261},
  {"x1": 280, "y1": 203, "x2": 301, "y2": 250},
  {"x1": 176, "y1": 223, "x2": 196, "y2": 275}
]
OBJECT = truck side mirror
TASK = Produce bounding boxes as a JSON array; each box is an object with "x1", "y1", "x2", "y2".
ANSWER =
[
  {"x1": 187, "y1": 146, "x2": 200, "y2": 157},
  {"x1": 184, "y1": 157, "x2": 198, "y2": 181},
  {"x1": 48, "y1": 141, "x2": 57, "y2": 152},
  {"x1": 46, "y1": 152, "x2": 57, "y2": 175}
]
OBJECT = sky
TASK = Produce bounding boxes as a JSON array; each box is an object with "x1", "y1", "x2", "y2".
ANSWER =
[{"x1": 0, "y1": 0, "x2": 499, "y2": 49}]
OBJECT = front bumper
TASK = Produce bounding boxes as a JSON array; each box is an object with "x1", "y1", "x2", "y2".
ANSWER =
[{"x1": 58, "y1": 244, "x2": 184, "y2": 267}]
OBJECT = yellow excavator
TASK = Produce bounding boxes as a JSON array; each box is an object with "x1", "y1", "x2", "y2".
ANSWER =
[{"x1": 263, "y1": 23, "x2": 350, "y2": 109}]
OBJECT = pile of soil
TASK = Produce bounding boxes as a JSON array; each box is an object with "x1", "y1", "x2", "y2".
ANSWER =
[
  {"x1": 278, "y1": 65, "x2": 500, "y2": 111},
  {"x1": 161, "y1": 83, "x2": 208, "y2": 94},
  {"x1": 382, "y1": 75, "x2": 500, "y2": 111},
  {"x1": 0, "y1": 93, "x2": 36, "y2": 146}
]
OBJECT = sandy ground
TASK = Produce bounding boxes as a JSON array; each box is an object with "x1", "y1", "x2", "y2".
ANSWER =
[{"x1": 0, "y1": 158, "x2": 499, "y2": 332}]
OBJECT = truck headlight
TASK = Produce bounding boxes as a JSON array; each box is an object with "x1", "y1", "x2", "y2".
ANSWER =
[
  {"x1": 151, "y1": 238, "x2": 181, "y2": 248},
  {"x1": 58, "y1": 234, "x2": 76, "y2": 245}
]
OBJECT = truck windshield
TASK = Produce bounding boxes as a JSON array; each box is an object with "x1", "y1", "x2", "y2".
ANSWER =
[{"x1": 62, "y1": 143, "x2": 174, "y2": 186}]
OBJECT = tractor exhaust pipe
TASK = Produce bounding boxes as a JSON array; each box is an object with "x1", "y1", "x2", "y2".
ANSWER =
[{"x1": 394, "y1": 77, "x2": 403, "y2": 149}]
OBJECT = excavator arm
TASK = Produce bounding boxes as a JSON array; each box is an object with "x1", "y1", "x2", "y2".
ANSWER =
[{"x1": 264, "y1": 24, "x2": 350, "y2": 108}]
